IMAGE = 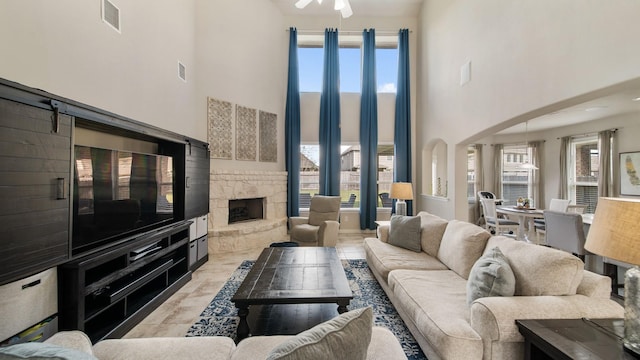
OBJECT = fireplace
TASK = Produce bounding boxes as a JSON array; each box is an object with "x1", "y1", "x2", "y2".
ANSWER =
[{"x1": 228, "y1": 197, "x2": 265, "y2": 224}]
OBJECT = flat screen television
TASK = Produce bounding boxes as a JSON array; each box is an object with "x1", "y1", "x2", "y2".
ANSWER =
[{"x1": 72, "y1": 145, "x2": 175, "y2": 256}]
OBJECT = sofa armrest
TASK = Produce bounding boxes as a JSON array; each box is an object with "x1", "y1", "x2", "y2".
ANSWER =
[
  {"x1": 44, "y1": 331, "x2": 94, "y2": 355},
  {"x1": 577, "y1": 270, "x2": 612, "y2": 299},
  {"x1": 470, "y1": 295, "x2": 624, "y2": 343},
  {"x1": 377, "y1": 225, "x2": 389, "y2": 243},
  {"x1": 367, "y1": 327, "x2": 408, "y2": 360},
  {"x1": 318, "y1": 220, "x2": 340, "y2": 247},
  {"x1": 289, "y1": 216, "x2": 309, "y2": 228}
]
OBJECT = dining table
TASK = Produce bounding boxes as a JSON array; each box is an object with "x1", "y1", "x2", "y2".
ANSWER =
[{"x1": 496, "y1": 206, "x2": 544, "y2": 242}]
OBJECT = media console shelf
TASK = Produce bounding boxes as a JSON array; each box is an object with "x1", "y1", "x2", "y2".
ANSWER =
[{"x1": 58, "y1": 221, "x2": 192, "y2": 343}]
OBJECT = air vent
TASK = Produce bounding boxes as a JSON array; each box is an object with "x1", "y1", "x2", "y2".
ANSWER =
[
  {"x1": 102, "y1": 0, "x2": 121, "y2": 33},
  {"x1": 178, "y1": 62, "x2": 186, "y2": 82}
]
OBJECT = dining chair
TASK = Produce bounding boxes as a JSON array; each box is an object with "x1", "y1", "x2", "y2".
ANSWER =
[
  {"x1": 534, "y1": 198, "x2": 571, "y2": 243},
  {"x1": 480, "y1": 198, "x2": 519, "y2": 236},
  {"x1": 543, "y1": 210, "x2": 588, "y2": 261}
]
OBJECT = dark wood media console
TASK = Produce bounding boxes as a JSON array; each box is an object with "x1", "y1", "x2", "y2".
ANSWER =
[
  {"x1": 0, "y1": 78, "x2": 210, "y2": 343},
  {"x1": 58, "y1": 221, "x2": 192, "y2": 343}
]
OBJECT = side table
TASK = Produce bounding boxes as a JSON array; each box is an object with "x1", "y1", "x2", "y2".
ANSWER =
[{"x1": 516, "y1": 318, "x2": 637, "y2": 359}]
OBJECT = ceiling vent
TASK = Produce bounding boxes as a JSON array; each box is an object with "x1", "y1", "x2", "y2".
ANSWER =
[
  {"x1": 178, "y1": 62, "x2": 186, "y2": 82},
  {"x1": 102, "y1": 0, "x2": 121, "y2": 33}
]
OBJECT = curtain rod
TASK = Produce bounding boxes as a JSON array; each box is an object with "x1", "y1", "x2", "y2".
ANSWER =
[
  {"x1": 286, "y1": 29, "x2": 411, "y2": 36},
  {"x1": 556, "y1": 127, "x2": 618, "y2": 140}
]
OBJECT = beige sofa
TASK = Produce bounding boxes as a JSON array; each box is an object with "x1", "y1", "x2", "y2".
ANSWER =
[
  {"x1": 364, "y1": 211, "x2": 624, "y2": 360},
  {"x1": 41, "y1": 325, "x2": 406, "y2": 360}
]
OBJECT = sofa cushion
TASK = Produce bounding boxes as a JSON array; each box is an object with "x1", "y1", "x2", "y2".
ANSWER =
[
  {"x1": 416, "y1": 212, "x2": 448, "y2": 257},
  {"x1": 92, "y1": 336, "x2": 236, "y2": 360},
  {"x1": 290, "y1": 224, "x2": 319, "y2": 243},
  {"x1": 388, "y1": 215, "x2": 422, "y2": 252},
  {"x1": 437, "y1": 220, "x2": 491, "y2": 280},
  {"x1": 388, "y1": 269, "x2": 483, "y2": 359},
  {"x1": 265, "y1": 307, "x2": 373, "y2": 360},
  {"x1": 0, "y1": 343, "x2": 97, "y2": 360},
  {"x1": 466, "y1": 246, "x2": 515, "y2": 305},
  {"x1": 485, "y1": 236, "x2": 584, "y2": 296},
  {"x1": 364, "y1": 238, "x2": 448, "y2": 283}
]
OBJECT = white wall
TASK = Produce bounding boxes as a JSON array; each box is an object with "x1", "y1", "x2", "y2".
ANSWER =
[
  {"x1": 417, "y1": 0, "x2": 640, "y2": 220},
  {"x1": 0, "y1": 0, "x2": 198, "y2": 138},
  {"x1": 300, "y1": 92, "x2": 396, "y2": 144},
  {"x1": 195, "y1": 0, "x2": 287, "y2": 172}
]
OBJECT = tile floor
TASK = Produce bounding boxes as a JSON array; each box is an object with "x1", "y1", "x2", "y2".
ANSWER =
[{"x1": 123, "y1": 233, "x2": 369, "y2": 338}]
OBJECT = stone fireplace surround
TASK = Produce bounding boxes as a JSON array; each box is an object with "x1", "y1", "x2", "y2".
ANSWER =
[{"x1": 208, "y1": 170, "x2": 287, "y2": 253}]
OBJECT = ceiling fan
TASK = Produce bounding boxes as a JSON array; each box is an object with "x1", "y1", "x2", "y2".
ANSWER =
[{"x1": 295, "y1": 0, "x2": 353, "y2": 18}]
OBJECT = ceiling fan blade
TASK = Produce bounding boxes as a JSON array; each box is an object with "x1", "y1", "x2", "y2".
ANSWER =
[
  {"x1": 340, "y1": 0, "x2": 353, "y2": 18},
  {"x1": 295, "y1": 0, "x2": 313, "y2": 9}
]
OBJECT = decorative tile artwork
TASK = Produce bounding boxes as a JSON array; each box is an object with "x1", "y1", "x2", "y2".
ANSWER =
[
  {"x1": 207, "y1": 97, "x2": 233, "y2": 159},
  {"x1": 235, "y1": 105, "x2": 257, "y2": 161},
  {"x1": 259, "y1": 111, "x2": 277, "y2": 162}
]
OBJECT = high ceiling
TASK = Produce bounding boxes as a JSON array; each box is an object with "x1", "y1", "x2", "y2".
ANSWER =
[
  {"x1": 271, "y1": 0, "x2": 424, "y2": 18},
  {"x1": 272, "y1": 0, "x2": 640, "y2": 136}
]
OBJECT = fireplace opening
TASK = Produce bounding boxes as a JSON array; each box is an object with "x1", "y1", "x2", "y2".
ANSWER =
[{"x1": 228, "y1": 198, "x2": 265, "y2": 224}]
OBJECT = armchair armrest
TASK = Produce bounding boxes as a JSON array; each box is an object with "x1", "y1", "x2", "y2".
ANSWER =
[
  {"x1": 289, "y1": 216, "x2": 309, "y2": 228},
  {"x1": 377, "y1": 225, "x2": 389, "y2": 243},
  {"x1": 318, "y1": 220, "x2": 340, "y2": 247},
  {"x1": 470, "y1": 295, "x2": 624, "y2": 343}
]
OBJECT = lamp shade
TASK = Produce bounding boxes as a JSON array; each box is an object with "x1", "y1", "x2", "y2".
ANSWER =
[
  {"x1": 584, "y1": 197, "x2": 640, "y2": 265},
  {"x1": 390, "y1": 182, "x2": 413, "y2": 201}
]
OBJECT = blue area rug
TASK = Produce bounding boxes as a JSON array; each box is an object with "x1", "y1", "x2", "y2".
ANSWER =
[{"x1": 186, "y1": 259, "x2": 427, "y2": 360}]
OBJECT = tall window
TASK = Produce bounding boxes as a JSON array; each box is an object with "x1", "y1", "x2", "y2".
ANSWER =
[
  {"x1": 568, "y1": 136, "x2": 599, "y2": 213},
  {"x1": 297, "y1": 37, "x2": 399, "y2": 210},
  {"x1": 501, "y1": 144, "x2": 535, "y2": 206},
  {"x1": 467, "y1": 146, "x2": 476, "y2": 200}
]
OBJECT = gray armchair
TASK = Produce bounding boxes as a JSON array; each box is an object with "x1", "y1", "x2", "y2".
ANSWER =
[
  {"x1": 543, "y1": 210, "x2": 588, "y2": 261},
  {"x1": 289, "y1": 195, "x2": 341, "y2": 247}
]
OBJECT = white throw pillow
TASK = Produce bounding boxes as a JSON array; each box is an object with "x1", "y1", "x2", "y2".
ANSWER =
[{"x1": 266, "y1": 307, "x2": 373, "y2": 360}]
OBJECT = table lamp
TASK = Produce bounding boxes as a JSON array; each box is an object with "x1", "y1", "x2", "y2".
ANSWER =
[
  {"x1": 390, "y1": 182, "x2": 413, "y2": 216},
  {"x1": 584, "y1": 197, "x2": 640, "y2": 355}
]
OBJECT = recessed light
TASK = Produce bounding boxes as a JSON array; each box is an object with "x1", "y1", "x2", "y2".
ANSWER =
[{"x1": 632, "y1": 97, "x2": 640, "y2": 102}]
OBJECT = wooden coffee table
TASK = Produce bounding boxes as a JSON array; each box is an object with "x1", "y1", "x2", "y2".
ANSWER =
[{"x1": 231, "y1": 247, "x2": 353, "y2": 340}]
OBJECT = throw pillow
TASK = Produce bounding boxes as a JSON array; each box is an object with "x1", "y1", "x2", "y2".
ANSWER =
[
  {"x1": 0, "y1": 342, "x2": 98, "y2": 360},
  {"x1": 266, "y1": 307, "x2": 373, "y2": 360},
  {"x1": 388, "y1": 215, "x2": 422, "y2": 252},
  {"x1": 466, "y1": 246, "x2": 516, "y2": 305}
]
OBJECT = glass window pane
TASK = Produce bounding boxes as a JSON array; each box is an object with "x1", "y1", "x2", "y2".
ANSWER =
[
  {"x1": 300, "y1": 145, "x2": 320, "y2": 208},
  {"x1": 569, "y1": 137, "x2": 599, "y2": 213},
  {"x1": 501, "y1": 144, "x2": 532, "y2": 206},
  {"x1": 298, "y1": 47, "x2": 323, "y2": 92},
  {"x1": 378, "y1": 145, "x2": 394, "y2": 207},
  {"x1": 340, "y1": 48, "x2": 361, "y2": 93},
  {"x1": 340, "y1": 145, "x2": 360, "y2": 207},
  {"x1": 376, "y1": 47, "x2": 398, "y2": 93}
]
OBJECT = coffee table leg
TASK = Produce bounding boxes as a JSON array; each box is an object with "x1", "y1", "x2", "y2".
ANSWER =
[
  {"x1": 337, "y1": 300, "x2": 350, "y2": 314},
  {"x1": 236, "y1": 304, "x2": 250, "y2": 341}
]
